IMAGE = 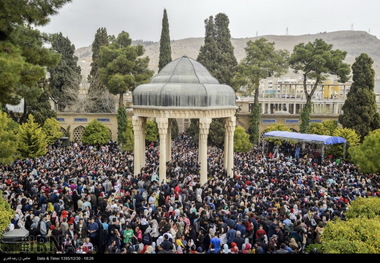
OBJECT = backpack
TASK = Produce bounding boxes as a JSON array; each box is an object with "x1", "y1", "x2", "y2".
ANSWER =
[{"x1": 142, "y1": 233, "x2": 151, "y2": 245}]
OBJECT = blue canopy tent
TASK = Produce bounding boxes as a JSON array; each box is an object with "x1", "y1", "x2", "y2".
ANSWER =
[{"x1": 262, "y1": 131, "x2": 347, "y2": 159}]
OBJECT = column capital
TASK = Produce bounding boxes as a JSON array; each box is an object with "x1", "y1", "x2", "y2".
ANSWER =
[
  {"x1": 199, "y1": 117, "x2": 212, "y2": 136},
  {"x1": 156, "y1": 117, "x2": 169, "y2": 135},
  {"x1": 224, "y1": 116, "x2": 236, "y2": 133},
  {"x1": 132, "y1": 116, "x2": 143, "y2": 133}
]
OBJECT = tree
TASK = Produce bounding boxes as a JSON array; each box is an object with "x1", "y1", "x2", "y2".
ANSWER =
[
  {"x1": 0, "y1": 111, "x2": 18, "y2": 164},
  {"x1": 82, "y1": 120, "x2": 111, "y2": 146},
  {"x1": 0, "y1": 0, "x2": 71, "y2": 41},
  {"x1": 42, "y1": 118, "x2": 63, "y2": 145},
  {"x1": 289, "y1": 39, "x2": 350, "y2": 132},
  {"x1": 122, "y1": 119, "x2": 134, "y2": 152},
  {"x1": 345, "y1": 197, "x2": 380, "y2": 219},
  {"x1": 197, "y1": 13, "x2": 237, "y2": 86},
  {"x1": 0, "y1": 0, "x2": 70, "y2": 106},
  {"x1": 98, "y1": 31, "x2": 154, "y2": 108},
  {"x1": 234, "y1": 126, "x2": 253, "y2": 152},
  {"x1": 321, "y1": 197, "x2": 380, "y2": 254},
  {"x1": 197, "y1": 16, "x2": 218, "y2": 78},
  {"x1": 170, "y1": 119, "x2": 179, "y2": 140},
  {"x1": 158, "y1": 9, "x2": 172, "y2": 72},
  {"x1": 117, "y1": 106, "x2": 127, "y2": 144},
  {"x1": 213, "y1": 13, "x2": 238, "y2": 86},
  {"x1": 232, "y1": 38, "x2": 289, "y2": 144},
  {"x1": 330, "y1": 127, "x2": 360, "y2": 159},
  {"x1": 17, "y1": 114, "x2": 48, "y2": 158},
  {"x1": 339, "y1": 53, "x2": 380, "y2": 140},
  {"x1": 349, "y1": 131, "x2": 380, "y2": 173},
  {"x1": 0, "y1": 191, "x2": 15, "y2": 239},
  {"x1": 307, "y1": 120, "x2": 338, "y2": 135},
  {"x1": 197, "y1": 13, "x2": 238, "y2": 145},
  {"x1": 48, "y1": 32, "x2": 81, "y2": 111},
  {"x1": 146, "y1": 120, "x2": 159, "y2": 144},
  {"x1": 86, "y1": 27, "x2": 116, "y2": 113}
]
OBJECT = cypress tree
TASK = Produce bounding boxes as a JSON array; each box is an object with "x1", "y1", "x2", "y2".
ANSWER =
[
  {"x1": 339, "y1": 53, "x2": 380, "y2": 140},
  {"x1": 197, "y1": 13, "x2": 238, "y2": 147},
  {"x1": 86, "y1": 27, "x2": 116, "y2": 113},
  {"x1": 158, "y1": 9, "x2": 172, "y2": 72},
  {"x1": 197, "y1": 16, "x2": 218, "y2": 76},
  {"x1": 214, "y1": 13, "x2": 237, "y2": 86},
  {"x1": 48, "y1": 32, "x2": 82, "y2": 111},
  {"x1": 117, "y1": 106, "x2": 127, "y2": 144}
]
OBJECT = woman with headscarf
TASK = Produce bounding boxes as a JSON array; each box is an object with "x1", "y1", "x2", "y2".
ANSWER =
[
  {"x1": 230, "y1": 242, "x2": 239, "y2": 254},
  {"x1": 241, "y1": 237, "x2": 250, "y2": 251},
  {"x1": 242, "y1": 242, "x2": 252, "y2": 254},
  {"x1": 220, "y1": 244, "x2": 231, "y2": 254}
]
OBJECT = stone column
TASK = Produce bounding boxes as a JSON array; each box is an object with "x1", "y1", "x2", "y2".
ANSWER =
[
  {"x1": 223, "y1": 118, "x2": 229, "y2": 170},
  {"x1": 132, "y1": 116, "x2": 143, "y2": 176},
  {"x1": 199, "y1": 117, "x2": 212, "y2": 186},
  {"x1": 156, "y1": 117, "x2": 168, "y2": 183},
  {"x1": 225, "y1": 116, "x2": 236, "y2": 177},
  {"x1": 140, "y1": 117, "x2": 146, "y2": 169},
  {"x1": 166, "y1": 119, "x2": 172, "y2": 161}
]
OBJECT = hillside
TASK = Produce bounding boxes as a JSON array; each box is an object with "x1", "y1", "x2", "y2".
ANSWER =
[{"x1": 75, "y1": 30, "x2": 380, "y2": 91}]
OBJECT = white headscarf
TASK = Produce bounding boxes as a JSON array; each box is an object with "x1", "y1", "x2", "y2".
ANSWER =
[{"x1": 222, "y1": 244, "x2": 230, "y2": 254}]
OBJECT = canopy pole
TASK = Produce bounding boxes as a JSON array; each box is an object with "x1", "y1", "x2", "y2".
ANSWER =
[
  {"x1": 343, "y1": 142, "x2": 346, "y2": 159},
  {"x1": 321, "y1": 144, "x2": 325, "y2": 162}
]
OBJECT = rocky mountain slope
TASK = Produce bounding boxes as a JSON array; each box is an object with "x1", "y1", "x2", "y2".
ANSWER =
[{"x1": 75, "y1": 30, "x2": 380, "y2": 91}]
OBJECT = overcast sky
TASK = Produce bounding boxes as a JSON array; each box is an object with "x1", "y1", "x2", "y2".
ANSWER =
[{"x1": 38, "y1": 0, "x2": 380, "y2": 48}]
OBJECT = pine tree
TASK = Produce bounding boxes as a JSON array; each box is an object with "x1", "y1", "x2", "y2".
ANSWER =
[
  {"x1": 289, "y1": 39, "x2": 350, "y2": 132},
  {"x1": 17, "y1": 114, "x2": 48, "y2": 159},
  {"x1": 0, "y1": 0, "x2": 70, "y2": 106},
  {"x1": 232, "y1": 38, "x2": 289, "y2": 144},
  {"x1": 48, "y1": 32, "x2": 81, "y2": 111},
  {"x1": 339, "y1": 53, "x2": 380, "y2": 140},
  {"x1": 158, "y1": 9, "x2": 172, "y2": 72},
  {"x1": 98, "y1": 31, "x2": 154, "y2": 108}
]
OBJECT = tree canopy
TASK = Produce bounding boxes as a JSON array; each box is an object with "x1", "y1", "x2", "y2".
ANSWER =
[
  {"x1": 233, "y1": 38, "x2": 289, "y2": 144},
  {"x1": 234, "y1": 126, "x2": 253, "y2": 152},
  {"x1": 86, "y1": 27, "x2": 116, "y2": 113},
  {"x1": 17, "y1": 114, "x2": 48, "y2": 158},
  {"x1": 339, "y1": 53, "x2": 380, "y2": 140},
  {"x1": 0, "y1": 0, "x2": 71, "y2": 106},
  {"x1": 349, "y1": 131, "x2": 380, "y2": 173},
  {"x1": 321, "y1": 197, "x2": 380, "y2": 254},
  {"x1": 82, "y1": 120, "x2": 111, "y2": 146},
  {"x1": 158, "y1": 9, "x2": 172, "y2": 72},
  {"x1": 98, "y1": 31, "x2": 154, "y2": 108},
  {"x1": 42, "y1": 117, "x2": 63, "y2": 145},
  {"x1": 289, "y1": 39, "x2": 350, "y2": 132},
  {"x1": 0, "y1": 111, "x2": 18, "y2": 164},
  {"x1": 197, "y1": 13, "x2": 237, "y2": 86}
]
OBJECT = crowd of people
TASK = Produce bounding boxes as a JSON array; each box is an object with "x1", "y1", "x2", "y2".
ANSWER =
[{"x1": 1, "y1": 133, "x2": 380, "y2": 254}]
